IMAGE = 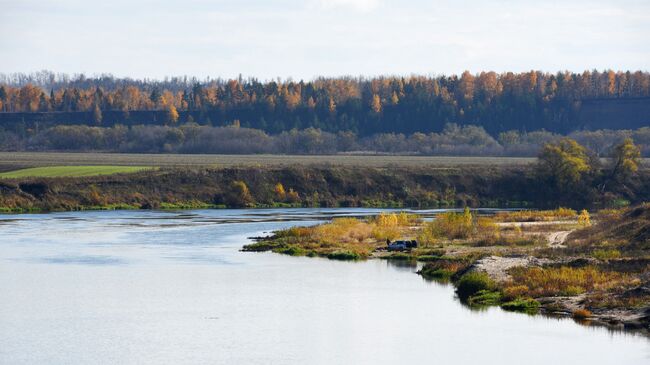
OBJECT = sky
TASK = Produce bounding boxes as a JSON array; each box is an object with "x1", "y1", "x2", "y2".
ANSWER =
[{"x1": 1, "y1": 0, "x2": 648, "y2": 81}]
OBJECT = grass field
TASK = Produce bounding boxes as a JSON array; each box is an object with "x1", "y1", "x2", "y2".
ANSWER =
[
  {"x1": 0, "y1": 152, "x2": 647, "y2": 172},
  {"x1": 0, "y1": 165, "x2": 153, "y2": 178},
  {"x1": 0, "y1": 152, "x2": 538, "y2": 170}
]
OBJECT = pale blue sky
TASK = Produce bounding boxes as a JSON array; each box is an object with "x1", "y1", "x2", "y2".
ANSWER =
[{"x1": 1, "y1": 0, "x2": 648, "y2": 80}]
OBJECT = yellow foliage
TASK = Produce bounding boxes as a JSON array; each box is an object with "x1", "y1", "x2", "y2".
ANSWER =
[
  {"x1": 476, "y1": 217, "x2": 499, "y2": 239},
  {"x1": 274, "y1": 183, "x2": 286, "y2": 201},
  {"x1": 371, "y1": 225, "x2": 401, "y2": 241},
  {"x1": 578, "y1": 209, "x2": 591, "y2": 227},
  {"x1": 507, "y1": 266, "x2": 635, "y2": 297},
  {"x1": 372, "y1": 212, "x2": 418, "y2": 227},
  {"x1": 495, "y1": 208, "x2": 577, "y2": 222},
  {"x1": 417, "y1": 223, "x2": 439, "y2": 247},
  {"x1": 286, "y1": 188, "x2": 300, "y2": 203},
  {"x1": 502, "y1": 285, "x2": 530, "y2": 301},
  {"x1": 428, "y1": 208, "x2": 474, "y2": 239},
  {"x1": 166, "y1": 104, "x2": 179, "y2": 124},
  {"x1": 572, "y1": 309, "x2": 592, "y2": 319},
  {"x1": 314, "y1": 218, "x2": 372, "y2": 244}
]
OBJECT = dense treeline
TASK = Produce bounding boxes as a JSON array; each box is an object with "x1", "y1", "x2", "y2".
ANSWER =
[
  {"x1": 1, "y1": 70, "x2": 649, "y2": 135},
  {"x1": 1, "y1": 123, "x2": 649, "y2": 156}
]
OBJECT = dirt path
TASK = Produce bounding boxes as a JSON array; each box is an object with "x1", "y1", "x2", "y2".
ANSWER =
[
  {"x1": 469, "y1": 256, "x2": 551, "y2": 282},
  {"x1": 547, "y1": 230, "x2": 573, "y2": 248}
]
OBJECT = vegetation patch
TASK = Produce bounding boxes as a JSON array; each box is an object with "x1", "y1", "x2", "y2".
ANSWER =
[
  {"x1": 0, "y1": 165, "x2": 153, "y2": 178},
  {"x1": 501, "y1": 298, "x2": 541, "y2": 313},
  {"x1": 494, "y1": 208, "x2": 577, "y2": 222},
  {"x1": 506, "y1": 266, "x2": 636, "y2": 297},
  {"x1": 456, "y1": 272, "x2": 496, "y2": 301},
  {"x1": 572, "y1": 309, "x2": 592, "y2": 319},
  {"x1": 326, "y1": 251, "x2": 361, "y2": 261},
  {"x1": 418, "y1": 258, "x2": 471, "y2": 280},
  {"x1": 467, "y1": 290, "x2": 502, "y2": 306}
]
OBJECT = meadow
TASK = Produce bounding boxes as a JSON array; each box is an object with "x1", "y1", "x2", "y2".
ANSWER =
[
  {"x1": 0, "y1": 152, "x2": 537, "y2": 171},
  {"x1": 0, "y1": 165, "x2": 153, "y2": 178},
  {"x1": 1, "y1": 152, "x2": 648, "y2": 173}
]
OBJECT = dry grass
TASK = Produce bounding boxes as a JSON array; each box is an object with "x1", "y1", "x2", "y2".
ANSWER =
[
  {"x1": 494, "y1": 208, "x2": 577, "y2": 222},
  {"x1": 271, "y1": 213, "x2": 419, "y2": 257},
  {"x1": 506, "y1": 266, "x2": 638, "y2": 297},
  {"x1": 0, "y1": 152, "x2": 538, "y2": 171},
  {"x1": 572, "y1": 309, "x2": 592, "y2": 319}
]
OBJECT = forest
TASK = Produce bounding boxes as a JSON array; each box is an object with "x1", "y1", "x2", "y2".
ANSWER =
[
  {"x1": 0, "y1": 122, "x2": 649, "y2": 156},
  {"x1": 0, "y1": 70, "x2": 649, "y2": 137}
]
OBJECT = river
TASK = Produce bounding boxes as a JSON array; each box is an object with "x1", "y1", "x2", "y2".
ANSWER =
[{"x1": 0, "y1": 208, "x2": 648, "y2": 364}]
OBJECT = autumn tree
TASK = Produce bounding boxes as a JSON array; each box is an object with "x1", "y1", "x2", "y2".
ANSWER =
[
  {"x1": 92, "y1": 104, "x2": 103, "y2": 125},
  {"x1": 538, "y1": 138, "x2": 592, "y2": 187},
  {"x1": 0, "y1": 86, "x2": 6, "y2": 111},
  {"x1": 370, "y1": 94, "x2": 382, "y2": 114},
  {"x1": 225, "y1": 180, "x2": 255, "y2": 207},
  {"x1": 611, "y1": 138, "x2": 641, "y2": 178},
  {"x1": 601, "y1": 138, "x2": 642, "y2": 192},
  {"x1": 18, "y1": 84, "x2": 42, "y2": 112},
  {"x1": 274, "y1": 183, "x2": 286, "y2": 201},
  {"x1": 166, "y1": 104, "x2": 179, "y2": 125}
]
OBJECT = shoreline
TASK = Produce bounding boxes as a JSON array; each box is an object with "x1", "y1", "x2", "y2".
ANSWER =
[{"x1": 242, "y1": 208, "x2": 650, "y2": 335}]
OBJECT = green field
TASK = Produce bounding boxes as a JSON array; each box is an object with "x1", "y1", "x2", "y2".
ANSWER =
[{"x1": 0, "y1": 165, "x2": 153, "y2": 178}]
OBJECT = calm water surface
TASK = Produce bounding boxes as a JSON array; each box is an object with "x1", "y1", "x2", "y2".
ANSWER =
[{"x1": 1, "y1": 208, "x2": 648, "y2": 364}]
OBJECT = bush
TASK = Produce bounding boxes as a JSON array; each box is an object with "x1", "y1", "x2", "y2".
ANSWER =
[
  {"x1": 224, "y1": 180, "x2": 255, "y2": 207},
  {"x1": 502, "y1": 285, "x2": 530, "y2": 301},
  {"x1": 326, "y1": 251, "x2": 361, "y2": 261},
  {"x1": 456, "y1": 272, "x2": 495, "y2": 300},
  {"x1": 501, "y1": 298, "x2": 540, "y2": 313},
  {"x1": 495, "y1": 208, "x2": 577, "y2": 222},
  {"x1": 591, "y1": 249, "x2": 621, "y2": 260},
  {"x1": 316, "y1": 217, "x2": 372, "y2": 243},
  {"x1": 371, "y1": 225, "x2": 400, "y2": 241},
  {"x1": 418, "y1": 258, "x2": 470, "y2": 280},
  {"x1": 275, "y1": 245, "x2": 306, "y2": 256},
  {"x1": 277, "y1": 226, "x2": 313, "y2": 238},
  {"x1": 468, "y1": 290, "x2": 502, "y2": 306},
  {"x1": 572, "y1": 309, "x2": 592, "y2": 319},
  {"x1": 428, "y1": 207, "x2": 474, "y2": 239},
  {"x1": 507, "y1": 266, "x2": 634, "y2": 297},
  {"x1": 578, "y1": 209, "x2": 591, "y2": 227}
]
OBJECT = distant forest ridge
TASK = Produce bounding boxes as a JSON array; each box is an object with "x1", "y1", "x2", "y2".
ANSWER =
[
  {"x1": 1, "y1": 123, "x2": 649, "y2": 157},
  {"x1": 0, "y1": 70, "x2": 649, "y2": 136}
]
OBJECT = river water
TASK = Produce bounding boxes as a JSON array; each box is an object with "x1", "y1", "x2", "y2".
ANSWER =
[{"x1": 0, "y1": 208, "x2": 648, "y2": 364}]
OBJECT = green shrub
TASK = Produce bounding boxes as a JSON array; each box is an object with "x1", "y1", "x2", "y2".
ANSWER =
[
  {"x1": 241, "y1": 241, "x2": 284, "y2": 252},
  {"x1": 501, "y1": 298, "x2": 540, "y2": 313},
  {"x1": 456, "y1": 272, "x2": 495, "y2": 300},
  {"x1": 468, "y1": 290, "x2": 502, "y2": 306},
  {"x1": 418, "y1": 258, "x2": 469, "y2": 280},
  {"x1": 326, "y1": 251, "x2": 361, "y2": 261},
  {"x1": 275, "y1": 245, "x2": 306, "y2": 256},
  {"x1": 592, "y1": 249, "x2": 621, "y2": 260}
]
